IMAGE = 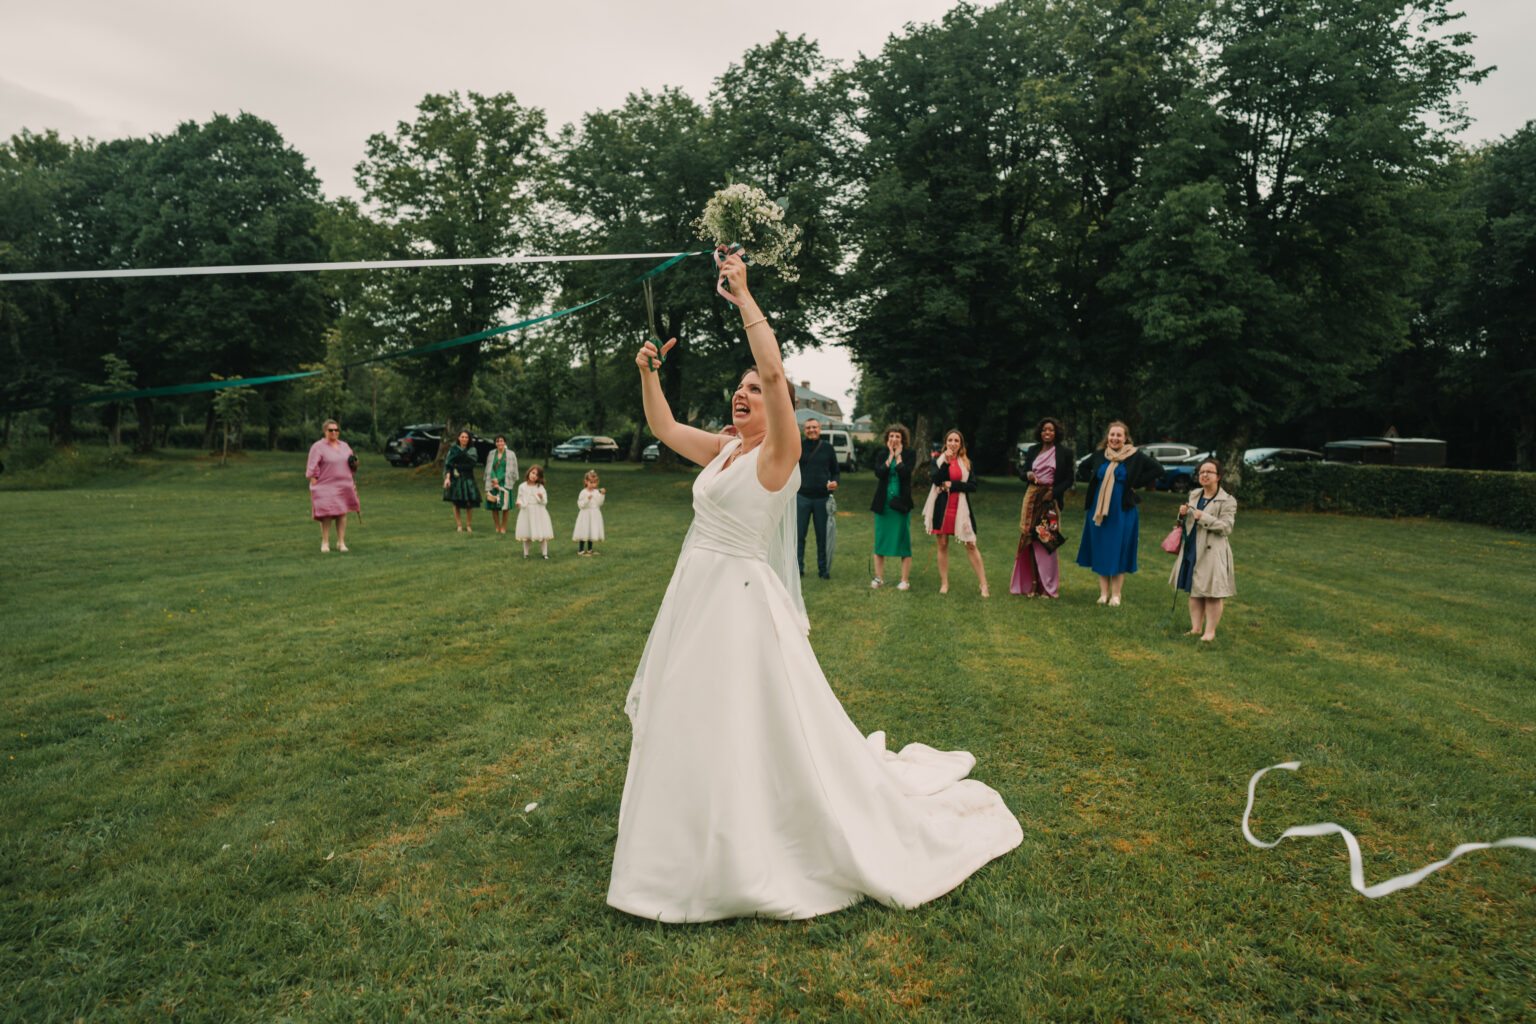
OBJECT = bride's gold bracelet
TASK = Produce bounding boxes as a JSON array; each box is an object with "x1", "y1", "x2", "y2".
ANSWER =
[{"x1": 741, "y1": 315, "x2": 767, "y2": 331}]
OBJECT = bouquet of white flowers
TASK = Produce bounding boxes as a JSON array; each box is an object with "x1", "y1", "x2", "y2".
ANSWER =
[{"x1": 694, "y1": 183, "x2": 802, "y2": 286}]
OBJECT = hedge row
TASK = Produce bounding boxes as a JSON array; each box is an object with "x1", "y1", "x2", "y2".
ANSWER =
[{"x1": 1236, "y1": 463, "x2": 1536, "y2": 533}]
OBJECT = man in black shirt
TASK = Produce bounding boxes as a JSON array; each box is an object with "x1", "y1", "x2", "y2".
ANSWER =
[{"x1": 796, "y1": 418, "x2": 840, "y2": 579}]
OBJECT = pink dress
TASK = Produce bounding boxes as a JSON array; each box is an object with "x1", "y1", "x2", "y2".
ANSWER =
[
  {"x1": 1010, "y1": 446, "x2": 1060, "y2": 597},
  {"x1": 306, "y1": 439, "x2": 360, "y2": 519}
]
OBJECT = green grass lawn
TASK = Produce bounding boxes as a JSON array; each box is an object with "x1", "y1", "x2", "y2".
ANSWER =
[{"x1": 2, "y1": 449, "x2": 1533, "y2": 1022}]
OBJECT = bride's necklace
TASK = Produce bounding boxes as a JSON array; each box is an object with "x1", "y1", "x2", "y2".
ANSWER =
[{"x1": 722, "y1": 435, "x2": 763, "y2": 471}]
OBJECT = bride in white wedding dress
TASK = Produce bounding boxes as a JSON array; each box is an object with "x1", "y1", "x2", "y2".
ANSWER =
[{"x1": 607, "y1": 253, "x2": 1022, "y2": 922}]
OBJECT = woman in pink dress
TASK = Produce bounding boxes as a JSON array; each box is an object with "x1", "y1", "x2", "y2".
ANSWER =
[
  {"x1": 1010, "y1": 417, "x2": 1074, "y2": 597},
  {"x1": 306, "y1": 419, "x2": 360, "y2": 553}
]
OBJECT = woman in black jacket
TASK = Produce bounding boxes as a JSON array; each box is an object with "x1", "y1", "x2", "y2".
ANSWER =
[
  {"x1": 1074, "y1": 420, "x2": 1163, "y2": 605},
  {"x1": 922, "y1": 429, "x2": 989, "y2": 596},
  {"x1": 1010, "y1": 417, "x2": 1074, "y2": 598},
  {"x1": 869, "y1": 423, "x2": 917, "y2": 590}
]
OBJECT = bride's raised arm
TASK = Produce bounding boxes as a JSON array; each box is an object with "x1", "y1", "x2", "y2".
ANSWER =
[
  {"x1": 635, "y1": 337, "x2": 731, "y2": 468},
  {"x1": 717, "y1": 254, "x2": 798, "y2": 491}
]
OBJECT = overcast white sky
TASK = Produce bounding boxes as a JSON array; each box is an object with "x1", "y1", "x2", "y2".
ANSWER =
[{"x1": 3, "y1": 0, "x2": 1531, "y2": 414}]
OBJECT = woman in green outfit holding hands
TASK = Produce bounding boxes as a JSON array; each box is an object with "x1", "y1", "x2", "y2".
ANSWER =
[{"x1": 869, "y1": 424, "x2": 916, "y2": 590}]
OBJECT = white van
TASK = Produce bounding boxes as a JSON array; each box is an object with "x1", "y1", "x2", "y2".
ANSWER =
[{"x1": 824, "y1": 428, "x2": 856, "y2": 471}]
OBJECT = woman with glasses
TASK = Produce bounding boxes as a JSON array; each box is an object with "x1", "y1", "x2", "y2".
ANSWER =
[
  {"x1": 305, "y1": 419, "x2": 359, "y2": 552},
  {"x1": 1169, "y1": 458, "x2": 1236, "y2": 641},
  {"x1": 869, "y1": 423, "x2": 916, "y2": 590}
]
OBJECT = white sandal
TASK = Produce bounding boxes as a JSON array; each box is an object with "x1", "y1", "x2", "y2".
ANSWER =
[{"x1": 870, "y1": 578, "x2": 884, "y2": 589}]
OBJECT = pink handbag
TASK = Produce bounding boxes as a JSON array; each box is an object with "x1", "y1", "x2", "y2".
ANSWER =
[{"x1": 1160, "y1": 524, "x2": 1184, "y2": 554}]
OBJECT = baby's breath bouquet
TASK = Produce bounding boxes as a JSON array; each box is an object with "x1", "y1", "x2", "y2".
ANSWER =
[{"x1": 694, "y1": 183, "x2": 802, "y2": 283}]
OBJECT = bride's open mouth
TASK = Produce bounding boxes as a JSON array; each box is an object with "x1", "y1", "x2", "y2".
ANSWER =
[{"x1": 732, "y1": 399, "x2": 750, "y2": 418}]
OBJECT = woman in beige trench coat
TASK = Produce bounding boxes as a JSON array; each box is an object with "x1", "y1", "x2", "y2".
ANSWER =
[{"x1": 1168, "y1": 459, "x2": 1236, "y2": 641}]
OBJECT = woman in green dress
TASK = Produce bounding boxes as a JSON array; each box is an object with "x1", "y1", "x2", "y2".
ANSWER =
[
  {"x1": 869, "y1": 423, "x2": 916, "y2": 590},
  {"x1": 443, "y1": 429, "x2": 482, "y2": 532},
  {"x1": 483, "y1": 435, "x2": 518, "y2": 535}
]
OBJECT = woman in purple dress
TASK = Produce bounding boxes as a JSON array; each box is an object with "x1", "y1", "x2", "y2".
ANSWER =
[
  {"x1": 306, "y1": 419, "x2": 360, "y2": 553},
  {"x1": 1010, "y1": 417, "x2": 1074, "y2": 597}
]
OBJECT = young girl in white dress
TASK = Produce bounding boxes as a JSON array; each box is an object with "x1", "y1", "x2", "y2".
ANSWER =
[
  {"x1": 608, "y1": 252, "x2": 1022, "y2": 923},
  {"x1": 514, "y1": 465, "x2": 553, "y2": 559},
  {"x1": 573, "y1": 470, "x2": 606, "y2": 555}
]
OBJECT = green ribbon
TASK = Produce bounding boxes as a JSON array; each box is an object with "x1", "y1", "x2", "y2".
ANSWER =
[{"x1": 6, "y1": 251, "x2": 700, "y2": 413}]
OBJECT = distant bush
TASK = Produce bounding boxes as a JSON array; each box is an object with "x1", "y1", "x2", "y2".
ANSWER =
[
  {"x1": 0, "y1": 444, "x2": 139, "y2": 491},
  {"x1": 7, "y1": 438, "x2": 56, "y2": 472},
  {"x1": 269, "y1": 427, "x2": 313, "y2": 452},
  {"x1": 166, "y1": 424, "x2": 206, "y2": 449},
  {"x1": 1238, "y1": 463, "x2": 1536, "y2": 533},
  {"x1": 856, "y1": 439, "x2": 890, "y2": 473}
]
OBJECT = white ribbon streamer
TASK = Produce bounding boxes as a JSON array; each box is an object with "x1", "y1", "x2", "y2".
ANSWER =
[
  {"x1": 0, "y1": 251, "x2": 699, "y2": 283},
  {"x1": 1243, "y1": 761, "x2": 1536, "y2": 897}
]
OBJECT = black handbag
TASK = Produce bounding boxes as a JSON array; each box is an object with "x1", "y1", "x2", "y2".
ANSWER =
[{"x1": 1033, "y1": 500, "x2": 1067, "y2": 553}]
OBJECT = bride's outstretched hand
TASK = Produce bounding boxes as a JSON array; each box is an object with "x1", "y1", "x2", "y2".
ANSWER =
[
  {"x1": 636, "y1": 337, "x2": 677, "y2": 373},
  {"x1": 718, "y1": 252, "x2": 750, "y2": 300}
]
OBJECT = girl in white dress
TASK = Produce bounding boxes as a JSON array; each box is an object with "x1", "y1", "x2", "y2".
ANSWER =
[
  {"x1": 573, "y1": 470, "x2": 606, "y2": 555},
  {"x1": 514, "y1": 465, "x2": 553, "y2": 559},
  {"x1": 608, "y1": 253, "x2": 1022, "y2": 923}
]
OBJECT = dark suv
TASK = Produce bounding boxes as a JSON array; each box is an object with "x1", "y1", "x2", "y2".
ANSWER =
[
  {"x1": 384, "y1": 424, "x2": 496, "y2": 467},
  {"x1": 551, "y1": 435, "x2": 622, "y2": 462}
]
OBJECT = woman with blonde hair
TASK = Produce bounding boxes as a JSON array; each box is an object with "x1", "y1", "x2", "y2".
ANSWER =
[
  {"x1": 306, "y1": 419, "x2": 359, "y2": 552},
  {"x1": 923, "y1": 429, "x2": 988, "y2": 596},
  {"x1": 1074, "y1": 420, "x2": 1163, "y2": 605}
]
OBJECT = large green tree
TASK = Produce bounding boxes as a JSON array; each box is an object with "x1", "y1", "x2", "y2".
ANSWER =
[
  {"x1": 1108, "y1": 0, "x2": 1484, "y2": 477},
  {"x1": 1436, "y1": 123, "x2": 1536, "y2": 470},
  {"x1": 0, "y1": 130, "x2": 99, "y2": 443},
  {"x1": 355, "y1": 91, "x2": 550, "y2": 447},
  {"x1": 551, "y1": 86, "x2": 719, "y2": 458},
  {"x1": 553, "y1": 38, "x2": 854, "y2": 460},
  {"x1": 845, "y1": 2, "x2": 1067, "y2": 465}
]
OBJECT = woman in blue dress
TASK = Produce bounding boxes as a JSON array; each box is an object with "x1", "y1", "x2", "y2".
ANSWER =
[{"x1": 1074, "y1": 421, "x2": 1163, "y2": 605}]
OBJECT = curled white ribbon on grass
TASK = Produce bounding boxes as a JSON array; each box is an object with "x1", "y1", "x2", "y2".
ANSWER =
[{"x1": 1243, "y1": 761, "x2": 1536, "y2": 897}]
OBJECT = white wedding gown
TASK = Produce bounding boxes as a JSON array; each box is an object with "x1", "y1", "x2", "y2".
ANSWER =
[{"x1": 608, "y1": 440, "x2": 1023, "y2": 922}]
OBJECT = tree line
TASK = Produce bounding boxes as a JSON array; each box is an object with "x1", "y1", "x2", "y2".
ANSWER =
[{"x1": 2, "y1": 0, "x2": 1531, "y2": 473}]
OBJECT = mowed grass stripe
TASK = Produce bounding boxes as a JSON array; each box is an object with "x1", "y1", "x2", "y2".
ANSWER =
[{"x1": 1, "y1": 449, "x2": 1533, "y2": 1022}]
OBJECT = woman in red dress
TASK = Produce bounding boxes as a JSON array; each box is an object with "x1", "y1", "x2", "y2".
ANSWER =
[{"x1": 922, "y1": 429, "x2": 988, "y2": 596}]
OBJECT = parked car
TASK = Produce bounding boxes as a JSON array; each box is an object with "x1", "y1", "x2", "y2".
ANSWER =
[
  {"x1": 1323, "y1": 437, "x2": 1446, "y2": 467},
  {"x1": 1245, "y1": 447, "x2": 1323, "y2": 472},
  {"x1": 642, "y1": 441, "x2": 695, "y2": 467},
  {"x1": 1119, "y1": 442, "x2": 1196, "y2": 491},
  {"x1": 1161, "y1": 446, "x2": 1327, "y2": 490},
  {"x1": 552, "y1": 435, "x2": 622, "y2": 462},
  {"x1": 824, "y1": 428, "x2": 856, "y2": 471},
  {"x1": 383, "y1": 424, "x2": 495, "y2": 467}
]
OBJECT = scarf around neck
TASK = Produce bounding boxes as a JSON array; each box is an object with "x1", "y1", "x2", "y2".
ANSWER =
[{"x1": 1092, "y1": 444, "x2": 1138, "y2": 526}]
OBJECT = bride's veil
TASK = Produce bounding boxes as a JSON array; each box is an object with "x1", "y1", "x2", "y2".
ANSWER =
[{"x1": 765, "y1": 468, "x2": 809, "y2": 632}]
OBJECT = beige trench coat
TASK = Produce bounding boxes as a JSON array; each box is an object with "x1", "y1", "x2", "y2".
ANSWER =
[{"x1": 1167, "y1": 487, "x2": 1236, "y2": 598}]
